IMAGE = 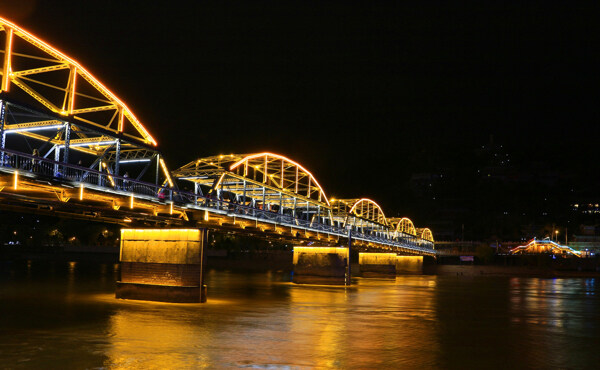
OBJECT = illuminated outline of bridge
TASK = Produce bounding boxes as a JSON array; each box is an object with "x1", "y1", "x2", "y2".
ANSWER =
[
  {"x1": 0, "y1": 17, "x2": 434, "y2": 257},
  {"x1": 509, "y1": 238, "x2": 581, "y2": 257}
]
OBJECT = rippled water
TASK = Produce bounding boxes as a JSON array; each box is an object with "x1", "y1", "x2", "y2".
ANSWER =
[{"x1": 1, "y1": 261, "x2": 599, "y2": 369}]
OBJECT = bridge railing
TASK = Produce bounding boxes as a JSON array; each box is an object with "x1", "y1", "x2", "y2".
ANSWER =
[
  {"x1": 0, "y1": 148, "x2": 171, "y2": 198},
  {"x1": 0, "y1": 148, "x2": 435, "y2": 253}
]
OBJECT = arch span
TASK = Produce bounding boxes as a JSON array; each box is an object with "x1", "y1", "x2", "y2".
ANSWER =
[
  {"x1": 229, "y1": 152, "x2": 329, "y2": 205},
  {"x1": 347, "y1": 198, "x2": 388, "y2": 226},
  {"x1": 173, "y1": 152, "x2": 333, "y2": 225},
  {"x1": 0, "y1": 17, "x2": 156, "y2": 146},
  {"x1": 329, "y1": 198, "x2": 389, "y2": 236},
  {"x1": 396, "y1": 217, "x2": 416, "y2": 236},
  {"x1": 419, "y1": 228, "x2": 434, "y2": 242}
]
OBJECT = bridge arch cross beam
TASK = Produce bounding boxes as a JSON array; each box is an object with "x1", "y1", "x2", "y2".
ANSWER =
[
  {"x1": 173, "y1": 152, "x2": 335, "y2": 228},
  {"x1": 0, "y1": 16, "x2": 157, "y2": 146},
  {"x1": 329, "y1": 198, "x2": 392, "y2": 238},
  {"x1": 228, "y1": 152, "x2": 330, "y2": 206}
]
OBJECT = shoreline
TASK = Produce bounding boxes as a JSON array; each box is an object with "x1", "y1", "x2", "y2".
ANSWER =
[
  {"x1": 426, "y1": 264, "x2": 600, "y2": 278},
  {"x1": 2, "y1": 248, "x2": 599, "y2": 278}
]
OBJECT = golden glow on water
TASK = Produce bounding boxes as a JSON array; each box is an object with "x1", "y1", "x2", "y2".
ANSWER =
[
  {"x1": 289, "y1": 287, "x2": 349, "y2": 368},
  {"x1": 106, "y1": 311, "x2": 212, "y2": 369},
  {"x1": 1, "y1": 265, "x2": 598, "y2": 369},
  {"x1": 87, "y1": 276, "x2": 442, "y2": 368},
  {"x1": 90, "y1": 293, "x2": 233, "y2": 307}
]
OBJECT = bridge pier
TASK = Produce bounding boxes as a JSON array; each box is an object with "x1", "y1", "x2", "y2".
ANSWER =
[
  {"x1": 292, "y1": 246, "x2": 349, "y2": 285},
  {"x1": 358, "y1": 253, "x2": 397, "y2": 278},
  {"x1": 396, "y1": 256, "x2": 424, "y2": 274},
  {"x1": 116, "y1": 228, "x2": 207, "y2": 303}
]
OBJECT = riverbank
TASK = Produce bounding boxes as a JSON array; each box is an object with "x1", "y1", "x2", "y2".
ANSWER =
[
  {"x1": 3, "y1": 247, "x2": 600, "y2": 278},
  {"x1": 427, "y1": 264, "x2": 600, "y2": 278}
]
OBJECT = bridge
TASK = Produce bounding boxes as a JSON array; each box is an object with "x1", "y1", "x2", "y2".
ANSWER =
[
  {"x1": 0, "y1": 17, "x2": 434, "y2": 301},
  {"x1": 510, "y1": 238, "x2": 581, "y2": 257}
]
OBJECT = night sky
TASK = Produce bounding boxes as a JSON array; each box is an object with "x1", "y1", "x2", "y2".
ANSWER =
[{"x1": 2, "y1": 1, "x2": 599, "y2": 227}]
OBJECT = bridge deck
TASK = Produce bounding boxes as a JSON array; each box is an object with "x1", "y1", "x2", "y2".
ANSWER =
[{"x1": 0, "y1": 148, "x2": 435, "y2": 256}]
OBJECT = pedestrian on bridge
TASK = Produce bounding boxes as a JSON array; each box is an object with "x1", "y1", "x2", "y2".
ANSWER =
[
  {"x1": 123, "y1": 172, "x2": 130, "y2": 191},
  {"x1": 31, "y1": 149, "x2": 40, "y2": 173}
]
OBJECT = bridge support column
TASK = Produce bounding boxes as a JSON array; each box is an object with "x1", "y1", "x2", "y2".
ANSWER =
[
  {"x1": 293, "y1": 246, "x2": 349, "y2": 285},
  {"x1": 359, "y1": 253, "x2": 397, "y2": 277},
  {"x1": 396, "y1": 256, "x2": 424, "y2": 275},
  {"x1": 116, "y1": 228, "x2": 207, "y2": 303},
  {"x1": 0, "y1": 99, "x2": 5, "y2": 165}
]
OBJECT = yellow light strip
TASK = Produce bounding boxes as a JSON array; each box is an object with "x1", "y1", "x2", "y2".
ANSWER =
[
  {"x1": 10, "y1": 78, "x2": 60, "y2": 112},
  {"x1": 229, "y1": 152, "x2": 330, "y2": 206},
  {"x1": 130, "y1": 193, "x2": 134, "y2": 209},
  {"x1": 79, "y1": 183, "x2": 84, "y2": 200},
  {"x1": 420, "y1": 228, "x2": 434, "y2": 242},
  {"x1": 396, "y1": 217, "x2": 416, "y2": 235},
  {"x1": 263, "y1": 155, "x2": 268, "y2": 183},
  {"x1": 0, "y1": 17, "x2": 157, "y2": 146},
  {"x1": 13, "y1": 170, "x2": 18, "y2": 190},
  {"x1": 100, "y1": 161, "x2": 116, "y2": 187},
  {"x1": 159, "y1": 158, "x2": 174, "y2": 187},
  {"x1": 1, "y1": 27, "x2": 13, "y2": 91},
  {"x1": 117, "y1": 109, "x2": 124, "y2": 132},
  {"x1": 11, "y1": 63, "x2": 70, "y2": 76},
  {"x1": 348, "y1": 198, "x2": 388, "y2": 226},
  {"x1": 4, "y1": 120, "x2": 63, "y2": 130},
  {"x1": 213, "y1": 173, "x2": 226, "y2": 191},
  {"x1": 68, "y1": 67, "x2": 77, "y2": 114}
]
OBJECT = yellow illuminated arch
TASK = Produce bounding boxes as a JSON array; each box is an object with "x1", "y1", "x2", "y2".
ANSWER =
[
  {"x1": 0, "y1": 17, "x2": 157, "y2": 146},
  {"x1": 348, "y1": 198, "x2": 388, "y2": 226},
  {"x1": 420, "y1": 228, "x2": 434, "y2": 242},
  {"x1": 510, "y1": 238, "x2": 580, "y2": 257},
  {"x1": 396, "y1": 217, "x2": 416, "y2": 236},
  {"x1": 229, "y1": 152, "x2": 330, "y2": 205}
]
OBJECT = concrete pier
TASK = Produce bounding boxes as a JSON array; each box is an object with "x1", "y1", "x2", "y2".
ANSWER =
[
  {"x1": 116, "y1": 228, "x2": 206, "y2": 303},
  {"x1": 396, "y1": 255, "x2": 424, "y2": 275},
  {"x1": 359, "y1": 253, "x2": 397, "y2": 277},
  {"x1": 293, "y1": 246, "x2": 348, "y2": 285}
]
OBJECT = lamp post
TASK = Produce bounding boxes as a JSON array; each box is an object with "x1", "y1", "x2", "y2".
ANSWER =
[{"x1": 346, "y1": 225, "x2": 352, "y2": 286}]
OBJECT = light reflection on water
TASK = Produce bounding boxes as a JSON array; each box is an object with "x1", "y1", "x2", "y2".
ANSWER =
[{"x1": 0, "y1": 261, "x2": 599, "y2": 369}]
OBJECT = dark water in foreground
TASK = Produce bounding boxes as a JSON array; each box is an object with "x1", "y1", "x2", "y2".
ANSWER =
[{"x1": 1, "y1": 261, "x2": 599, "y2": 369}]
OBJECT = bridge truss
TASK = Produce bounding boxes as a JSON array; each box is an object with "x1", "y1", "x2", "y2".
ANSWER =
[
  {"x1": 174, "y1": 154, "x2": 435, "y2": 253},
  {"x1": 510, "y1": 238, "x2": 581, "y2": 257},
  {"x1": 0, "y1": 16, "x2": 435, "y2": 256}
]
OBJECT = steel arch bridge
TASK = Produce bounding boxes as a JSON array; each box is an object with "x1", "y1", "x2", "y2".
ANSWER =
[{"x1": 0, "y1": 17, "x2": 435, "y2": 256}]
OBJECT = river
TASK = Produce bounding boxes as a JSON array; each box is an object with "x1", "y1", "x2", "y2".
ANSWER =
[{"x1": 1, "y1": 260, "x2": 599, "y2": 369}]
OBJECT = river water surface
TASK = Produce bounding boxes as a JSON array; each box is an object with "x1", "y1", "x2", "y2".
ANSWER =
[{"x1": 1, "y1": 260, "x2": 599, "y2": 369}]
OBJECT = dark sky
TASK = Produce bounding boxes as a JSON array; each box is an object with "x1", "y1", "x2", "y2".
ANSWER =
[{"x1": 2, "y1": 1, "x2": 599, "y2": 214}]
